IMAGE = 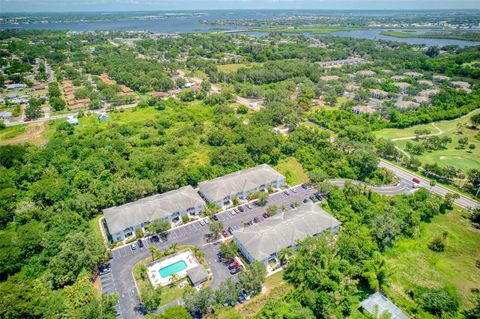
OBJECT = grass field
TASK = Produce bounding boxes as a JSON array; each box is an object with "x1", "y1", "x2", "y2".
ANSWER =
[
  {"x1": 385, "y1": 208, "x2": 480, "y2": 316},
  {"x1": 275, "y1": 157, "x2": 309, "y2": 186},
  {"x1": 0, "y1": 122, "x2": 50, "y2": 146},
  {"x1": 375, "y1": 109, "x2": 480, "y2": 172},
  {"x1": 217, "y1": 63, "x2": 260, "y2": 73}
]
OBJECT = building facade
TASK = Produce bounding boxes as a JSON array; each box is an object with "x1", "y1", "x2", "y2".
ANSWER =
[
  {"x1": 104, "y1": 185, "x2": 206, "y2": 242},
  {"x1": 198, "y1": 164, "x2": 285, "y2": 208}
]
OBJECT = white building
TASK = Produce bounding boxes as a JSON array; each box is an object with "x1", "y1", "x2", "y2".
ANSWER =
[
  {"x1": 104, "y1": 185, "x2": 206, "y2": 242},
  {"x1": 198, "y1": 164, "x2": 285, "y2": 207},
  {"x1": 233, "y1": 203, "x2": 340, "y2": 265}
]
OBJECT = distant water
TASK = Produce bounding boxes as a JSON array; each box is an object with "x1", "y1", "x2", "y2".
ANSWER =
[{"x1": 1, "y1": 11, "x2": 479, "y2": 47}]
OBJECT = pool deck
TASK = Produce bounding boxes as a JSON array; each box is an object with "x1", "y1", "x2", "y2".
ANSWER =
[{"x1": 147, "y1": 249, "x2": 199, "y2": 287}]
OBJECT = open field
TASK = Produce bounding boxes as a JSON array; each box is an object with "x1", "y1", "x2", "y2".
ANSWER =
[
  {"x1": 381, "y1": 30, "x2": 480, "y2": 41},
  {"x1": 0, "y1": 122, "x2": 49, "y2": 146},
  {"x1": 375, "y1": 109, "x2": 480, "y2": 172},
  {"x1": 385, "y1": 208, "x2": 480, "y2": 316},
  {"x1": 217, "y1": 63, "x2": 255, "y2": 73},
  {"x1": 275, "y1": 157, "x2": 309, "y2": 186}
]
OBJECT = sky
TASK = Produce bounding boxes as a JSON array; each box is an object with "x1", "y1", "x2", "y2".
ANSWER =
[{"x1": 1, "y1": 0, "x2": 479, "y2": 12}]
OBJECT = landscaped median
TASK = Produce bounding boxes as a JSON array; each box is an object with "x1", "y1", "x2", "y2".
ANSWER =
[{"x1": 132, "y1": 245, "x2": 211, "y2": 310}]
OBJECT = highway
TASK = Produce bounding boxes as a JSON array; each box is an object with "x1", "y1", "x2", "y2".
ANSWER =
[{"x1": 379, "y1": 160, "x2": 479, "y2": 210}]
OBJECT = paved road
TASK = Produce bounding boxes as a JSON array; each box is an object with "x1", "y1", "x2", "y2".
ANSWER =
[
  {"x1": 105, "y1": 185, "x2": 317, "y2": 319},
  {"x1": 379, "y1": 160, "x2": 479, "y2": 210},
  {"x1": 328, "y1": 178, "x2": 416, "y2": 196}
]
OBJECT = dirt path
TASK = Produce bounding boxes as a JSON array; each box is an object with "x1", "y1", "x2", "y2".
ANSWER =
[
  {"x1": 0, "y1": 122, "x2": 47, "y2": 147},
  {"x1": 392, "y1": 122, "x2": 443, "y2": 141}
]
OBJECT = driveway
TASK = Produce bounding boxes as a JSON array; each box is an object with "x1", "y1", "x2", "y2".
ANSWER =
[{"x1": 105, "y1": 185, "x2": 317, "y2": 319}]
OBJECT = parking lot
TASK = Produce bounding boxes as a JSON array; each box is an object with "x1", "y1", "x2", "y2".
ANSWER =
[{"x1": 105, "y1": 184, "x2": 319, "y2": 319}]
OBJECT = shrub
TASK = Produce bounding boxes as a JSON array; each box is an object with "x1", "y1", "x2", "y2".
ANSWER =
[
  {"x1": 181, "y1": 215, "x2": 190, "y2": 223},
  {"x1": 428, "y1": 235, "x2": 446, "y2": 252},
  {"x1": 413, "y1": 286, "x2": 460, "y2": 316}
]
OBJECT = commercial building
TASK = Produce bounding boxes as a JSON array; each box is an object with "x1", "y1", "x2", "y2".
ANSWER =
[
  {"x1": 360, "y1": 292, "x2": 409, "y2": 319},
  {"x1": 198, "y1": 164, "x2": 285, "y2": 207},
  {"x1": 104, "y1": 185, "x2": 206, "y2": 242},
  {"x1": 233, "y1": 202, "x2": 341, "y2": 265}
]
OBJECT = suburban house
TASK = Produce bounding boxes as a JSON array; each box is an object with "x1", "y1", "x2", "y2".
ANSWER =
[
  {"x1": 232, "y1": 203, "x2": 341, "y2": 265},
  {"x1": 370, "y1": 89, "x2": 388, "y2": 99},
  {"x1": 104, "y1": 185, "x2": 206, "y2": 242},
  {"x1": 356, "y1": 70, "x2": 376, "y2": 77},
  {"x1": 392, "y1": 82, "x2": 410, "y2": 91},
  {"x1": 360, "y1": 292, "x2": 409, "y2": 319},
  {"x1": 352, "y1": 105, "x2": 376, "y2": 115},
  {"x1": 433, "y1": 75, "x2": 450, "y2": 81},
  {"x1": 5, "y1": 83, "x2": 26, "y2": 90},
  {"x1": 198, "y1": 164, "x2": 285, "y2": 207},
  {"x1": 0, "y1": 111, "x2": 12, "y2": 120},
  {"x1": 404, "y1": 71, "x2": 423, "y2": 78}
]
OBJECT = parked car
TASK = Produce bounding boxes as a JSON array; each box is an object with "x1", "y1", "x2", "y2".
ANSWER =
[
  {"x1": 241, "y1": 289, "x2": 251, "y2": 301},
  {"x1": 137, "y1": 240, "x2": 144, "y2": 248},
  {"x1": 253, "y1": 217, "x2": 260, "y2": 223},
  {"x1": 150, "y1": 234, "x2": 159, "y2": 242},
  {"x1": 230, "y1": 266, "x2": 243, "y2": 275},
  {"x1": 291, "y1": 188, "x2": 297, "y2": 193},
  {"x1": 99, "y1": 263, "x2": 111, "y2": 274},
  {"x1": 262, "y1": 212, "x2": 270, "y2": 219},
  {"x1": 222, "y1": 230, "x2": 229, "y2": 237},
  {"x1": 237, "y1": 294, "x2": 246, "y2": 304},
  {"x1": 239, "y1": 206, "x2": 245, "y2": 212},
  {"x1": 227, "y1": 227, "x2": 234, "y2": 234},
  {"x1": 283, "y1": 190, "x2": 290, "y2": 195},
  {"x1": 213, "y1": 215, "x2": 219, "y2": 221},
  {"x1": 234, "y1": 208, "x2": 240, "y2": 214},
  {"x1": 412, "y1": 177, "x2": 421, "y2": 184},
  {"x1": 303, "y1": 198, "x2": 310, "y2": 203},
  {"x1": 310, "y1": 195, "x2": 317, "y2": 202},
  {"x1": 204, "y1": 217, "x2": 210, "y2": 224},
  {"x1": 246, "y1": 204, "x2": 252, "y2": 209},
  {"x1": 301, "y1": 184, "x2": 308, "y2": 190},
  {"x1": 315, "y1": 194, "x2": 323, "y2": 201},
  {"x1": 228, "y1": 261, "x2": 240, "y2": 270},
  {"x1": 230, "y1": 210, "x2": 236, "y2": 216},
  {"x1": 199, "y1": 220, "x2": 206, "y2": 226},
  {"x1": 131, "y1": 243, "x2": 136, "y2": 250}
]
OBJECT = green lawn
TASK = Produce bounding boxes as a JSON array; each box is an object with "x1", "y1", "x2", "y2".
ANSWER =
[
  {"x1": 217, "y1": 63, "x2": 249, "y2": 73},
  {"x1": 0, "y1": 125, "x2": 27, "y2": 141},
  {"x1": 275, "y1": 157, "x2": 309, "y2": 186},
  {"x1": 375, "y1": 109, "x2": 480, "y2": 172},
  {"x1": 384, "y1": 208, "x2": 480, "y2": 316}
]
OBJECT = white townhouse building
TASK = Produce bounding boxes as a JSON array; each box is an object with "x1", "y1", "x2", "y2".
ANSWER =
[
  {"x1": 104, "y1": 185, "x2": 206, "y2": 242},
  {"x1": 198, "y1": 164, "x2": 285, "y2": 208},
  {"x1": 233, "y1": 202, "x2": 341, "y2": 265}
]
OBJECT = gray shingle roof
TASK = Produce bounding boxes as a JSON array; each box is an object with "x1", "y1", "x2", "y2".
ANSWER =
[
  {"x1": 233, "y1": 202, "x2": 340, "y2": 262},
  {"x1": 187, "y1": 265, "x2": 208, "y2": 284},
  {"x1": 360, "y1": 292, "x2": 409, "y2": 319},
  {"x1": 103, "y1": 185, "x2": 205, "y2": 234},
  {"x1": 198, "y1": 164, "x2": 284, "y2": 203}
]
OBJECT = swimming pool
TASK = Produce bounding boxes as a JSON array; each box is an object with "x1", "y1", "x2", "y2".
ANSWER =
[{"x1": 159, "y1": 260, "x2": 187, "y2": 278}]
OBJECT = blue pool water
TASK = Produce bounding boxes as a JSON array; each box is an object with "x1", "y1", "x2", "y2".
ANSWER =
[{"x1": 159, "y1": 260, "x2": 187, "y2": 278}]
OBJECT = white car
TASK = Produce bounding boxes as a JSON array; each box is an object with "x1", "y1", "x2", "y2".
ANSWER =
[
  {"x1": 199, "y1": 220, "x2": 206, "y2": 226},
  {"x1": 204, "y1": 217, "x2": 210, "y2": 224},
  {"x1": 230, "y1": 210, "x2": 236, "y2": 215},
  {"x1": 291, "y1": 188, "x2": 297, "y2": 193}
]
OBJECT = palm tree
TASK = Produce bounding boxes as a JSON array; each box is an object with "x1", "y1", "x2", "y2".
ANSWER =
[
  {"x1": 278, "y1": 247, "x2": 291, "y2": 266},
  {"x1": 148, "y1": 245, "x2": 159, "y2": 261},
  {"x1": 170, "y1": 242, "x2": 178, "y2": 254},
  {"x1": 170, "y1": 273, "x2": 179, "y2": 286},
  {"x1": 365, "y1": 253, "x2": 392, "y2": 292}
]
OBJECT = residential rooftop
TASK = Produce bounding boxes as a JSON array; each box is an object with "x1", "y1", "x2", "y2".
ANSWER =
[
  {"x1": 233, "y1": 202, "x2": 340, "y2": 262},
  {"x1": 198, "y1": 164, "x2": 284, "y2": 203},
  {"x1": 104, "y1": 185, "x2": 205, "y2": 234}
]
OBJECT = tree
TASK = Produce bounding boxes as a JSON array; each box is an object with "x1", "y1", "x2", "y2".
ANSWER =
[
  {"x1": 425, "y1": 46, "x2": 440, "y2": 58},
  {"x1": 141, "y1": 287, "x2": 162, "y2": 311},
  {"x1": 256, "y1": 299, "x2": 315, "y2": 319},
  {"x1": 458, "y1": 137, "x2": 469, "y2": 149},
  {"x1": 238, "y1": 261, "x2": 266, "y2": 296},
  {"x1": 256, "y1": 191, "x2": 269, "y2": 206},
  {"x1": 50, "y1": 96, "x2": 66, "y2": 111},
  {"x1": 25, "y1": 98, "x2": 42, "y2": 120},
  {"x1": 183, "y1": 286, "x2": 215, "y2": 315},
  {"x1": 471, "y1": 113, "x2": 480, "y2": 128},
  {"x1": 219, "y1": 241, "x2": 238, "y2": 259},
  {"x1": 155, "y1": 306, "x2": 192, "y2": 319},
  {"x1": 428, "y1": 235, "x2": 447, "y2": 252},
  {"x1": 170, "y1": 242, "x2": 178, "y2": 254},
  {"x1": 469, "y1": 144, "x2": 476, "y2": 152},
  {"x1": 148, "y1": 245, "x2": 159, "y2": 261},
  {"x1": 151, "y1": 219, "x2": 170, "y2": 237},
  {"x1": 208, "y1": 220, "x2": 223, "y2": 238},
  {"x1": 215, "y1": 278, "x2": 240, "y2": 306},
  {"x1": 48, "y1": 231, "x2": 106, "y2": 288},
  {"x1": 415, "y1": 287, "x2": 459, "y2": 316},
  {"x1": 363, "y1": 252, "x2": 391, "y2": 292},
  {"x1": 266, "y1": 205, "x2": 278, "y2": 216}
]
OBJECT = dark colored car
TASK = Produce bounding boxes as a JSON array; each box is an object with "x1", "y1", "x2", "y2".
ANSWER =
[
  {"x1": 253, "y1": 217, "x2": 260, "y2": 223},
  {"x1": 315, "y1": 194, "x2": 323, "y2": 201},
  {"x1": 238, "y1": 206, "x2": 244, "y2": 212},
  {"x1": 213, "y1": 215, "x2": 219, "y2": 221},
  {"x1": 301, "y1": 184, "x2": 308, "y2": 190},
  {"x1": 303, "y1": 198, "x2": 310, "y2": 203},
  {"x1": 137, "y1": 240, "x2": 144, "y2": 248},
  {"x1": 150, "y1": 234, "x2": 159, "y2": 242},
  {"x1": 262, "y1": 212, "x2": 269, "y2": 219},
  {"x1": 227, "y1": 227, "x2": 234, "y2": 234},
  {"x1": 230, "y1": 266, "x2": 243, "y2": 275}
]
